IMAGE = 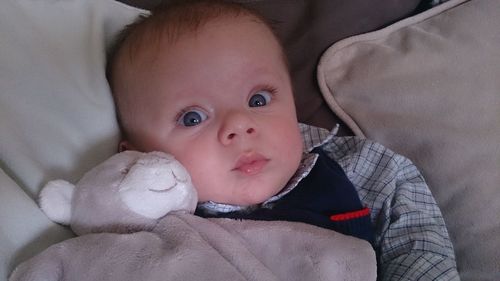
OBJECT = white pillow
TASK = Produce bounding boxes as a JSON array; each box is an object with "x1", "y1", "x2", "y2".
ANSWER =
[
  {"x1": 0, "y1": 0, "x2": 145, "y2": 198},
  {"x1": 317, "y1": 0, "x2": 500, "y2": 279},
  {"x1": 0, "y1": 1, "x2": 144, "y2": 278}
]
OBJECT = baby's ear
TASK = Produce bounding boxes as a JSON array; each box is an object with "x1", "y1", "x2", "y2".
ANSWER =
[
  {"x1": 39, "y1": 179, "x2": 75, "y2": 225},
  {"x1": 119, "y1": 140, "x2": 136, "y2": 152}
]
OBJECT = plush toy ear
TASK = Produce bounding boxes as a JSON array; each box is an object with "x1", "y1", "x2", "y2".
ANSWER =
[{"x1": 39, "y1": 179, "x2": 75, "y2": 225}]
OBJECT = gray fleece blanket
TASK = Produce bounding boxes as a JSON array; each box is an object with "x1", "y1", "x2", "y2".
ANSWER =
[{"x1": 10, "y1": 213, "x2": 376, "y2": 281}]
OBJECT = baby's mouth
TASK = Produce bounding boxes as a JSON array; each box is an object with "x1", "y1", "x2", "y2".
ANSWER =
[{"x1": 232, "y1": 152, "x2": 269, "y2": 175}]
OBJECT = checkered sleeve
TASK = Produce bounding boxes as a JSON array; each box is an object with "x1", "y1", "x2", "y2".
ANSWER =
[{"x1": 322, "y1": 137, "x2": 459, "y2": 281}]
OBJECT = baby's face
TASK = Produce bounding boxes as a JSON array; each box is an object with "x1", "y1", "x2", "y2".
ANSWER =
[{"x1": 118, "y1": 16, "x2": 303, "y2": 206}]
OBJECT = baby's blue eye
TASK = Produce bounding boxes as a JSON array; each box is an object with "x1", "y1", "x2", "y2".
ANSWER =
[
  {"x1": 178, "y1": 109, "x2": 207, "y2": 127},
  {"x1": 249, "y1": 90, "x2": 272, "y2": 107}
]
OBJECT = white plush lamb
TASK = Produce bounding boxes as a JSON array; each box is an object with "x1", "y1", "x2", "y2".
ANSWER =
[{"x1": 38, "y1": 151, "x2": 198, "y2": 235}]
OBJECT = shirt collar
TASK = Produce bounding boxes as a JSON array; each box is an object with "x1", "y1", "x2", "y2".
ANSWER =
[
  {"x1": 299, "y1": 122, "x2": 338, "y2": 152},
  {"x1": 197, "y1": 123, "x2": 339, "y2": 214}
]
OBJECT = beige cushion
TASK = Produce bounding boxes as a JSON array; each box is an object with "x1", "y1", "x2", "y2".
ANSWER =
[{"x1": 317, "y1": 0, "x2": 500, "y2": 279}]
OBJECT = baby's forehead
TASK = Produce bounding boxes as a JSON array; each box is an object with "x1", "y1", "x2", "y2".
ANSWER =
[
  {"x1": 109, "y1": 0, "x2": 282, "y2": 82},
  {"x1": 114, "y1": 14, "x2": 281, "y2": 91},
  {"x1": 127, "y1": 14, "x2": 269, "y2": 60},
  {"x1": 110, "y1": 5, "x2": 287, "y2": 115}
]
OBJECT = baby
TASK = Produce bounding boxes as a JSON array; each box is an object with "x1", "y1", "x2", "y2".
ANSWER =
[
  {"x1": 107, "y1": 0, "x2": 372, "y2": 241},
  {"x1": 107, "y1": 0, "x2": 458, "y2": 279}
]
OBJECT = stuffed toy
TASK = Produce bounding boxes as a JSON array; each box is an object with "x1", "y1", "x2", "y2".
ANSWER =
[
  {"x1": 38, "y1": 150, "x2": 198, "y2": 235},
  {"x1": 9, "y1": 151, "x2": 377, "y2": 281}
]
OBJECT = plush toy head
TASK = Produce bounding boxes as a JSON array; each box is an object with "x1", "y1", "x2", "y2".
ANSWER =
[{"x1": 39, "y1": 151, "x2": 198, "y2": 235}]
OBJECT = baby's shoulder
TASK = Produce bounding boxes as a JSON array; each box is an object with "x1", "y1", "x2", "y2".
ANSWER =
[
  {"x1": 322, "y1": 136, "x2": 405, "y2": 163},
  {"x1": 321, "y1": 136, "x2": 420, "y2": 187}
]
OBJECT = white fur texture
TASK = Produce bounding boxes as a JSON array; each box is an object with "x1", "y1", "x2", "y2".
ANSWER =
[
  {"x1": 39, "y1": 180, "x2": 75, "y2": 225},
  {"x1": 119, "y1": 152, "x2": 197, "y2": 219}
]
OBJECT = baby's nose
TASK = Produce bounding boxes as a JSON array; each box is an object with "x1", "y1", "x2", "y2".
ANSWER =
[{"x1": 218, "y1": 112, "x2": 257, "y2": 145}]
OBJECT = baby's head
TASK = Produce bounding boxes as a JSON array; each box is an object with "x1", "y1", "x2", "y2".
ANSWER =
[{"x1": 107, "y1": 0, "x2": 303, "y2": 206}]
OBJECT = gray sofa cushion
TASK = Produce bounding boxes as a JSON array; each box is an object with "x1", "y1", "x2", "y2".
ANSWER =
[{"x1": 318, "y1": 0, "x2": 500, "y2": 279}]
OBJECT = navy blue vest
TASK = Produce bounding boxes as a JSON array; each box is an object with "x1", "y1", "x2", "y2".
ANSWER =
[{"x1": 196, "y1": 148, "x2": 374, "y2": 245}]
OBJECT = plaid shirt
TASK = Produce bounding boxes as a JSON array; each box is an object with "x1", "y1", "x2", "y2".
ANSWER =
[{"x1": 198, "y1": 124, "x2": 459, "y2": 280}]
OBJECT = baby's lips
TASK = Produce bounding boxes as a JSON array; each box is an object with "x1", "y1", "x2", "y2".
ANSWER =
[{"x1": 232, "y1": 152, "x2": 269, "y2": 175}]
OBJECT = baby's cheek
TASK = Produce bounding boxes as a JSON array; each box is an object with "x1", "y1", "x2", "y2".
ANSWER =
[
  {"x1": 283, "y1": 124, "x2": 303, "y2": 152},
  {"x1": 180, "y1": 157, "x2": 220, "y2": 202},
  {"x1": 284, "y1": 127, "x2": 303, "y2": 169}
]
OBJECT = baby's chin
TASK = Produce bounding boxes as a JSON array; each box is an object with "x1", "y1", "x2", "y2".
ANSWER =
[
  {"x1": 234, "y1": 167, "x2": 301, "y2": 206},
  {"x1": 204, "y1": 190, "x2": 274, "y2": 207},
  {"x1": 198, "y1": 164, "x2": 300, "y2": 207},
  {"x1": 237, "y1": 185, "x2": 286, "y2": 206}
]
